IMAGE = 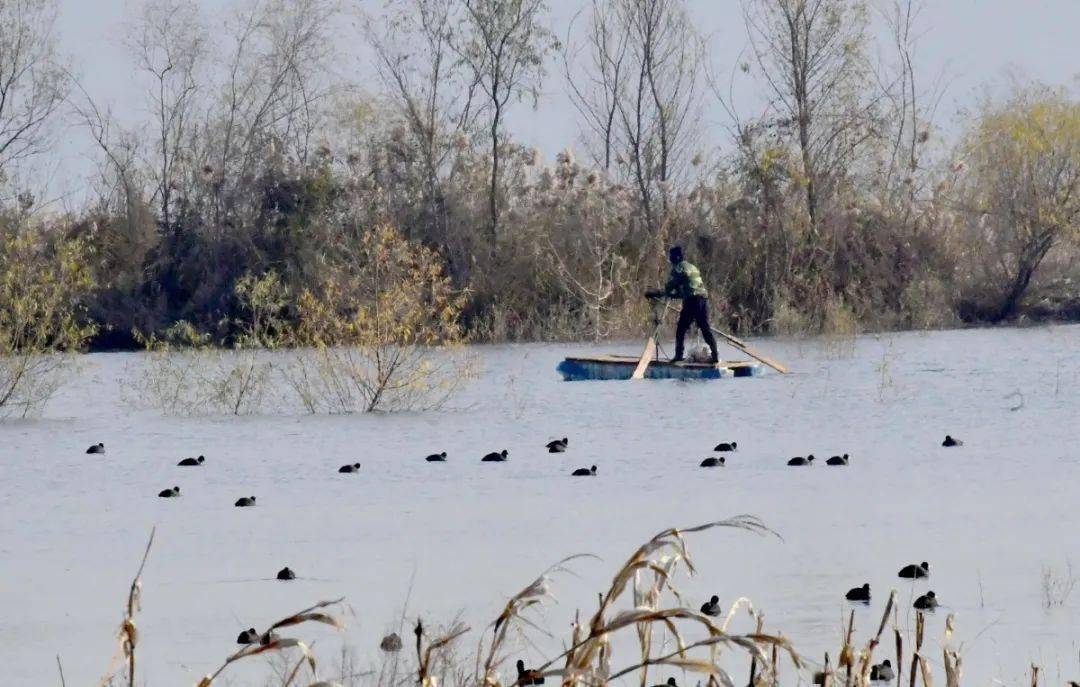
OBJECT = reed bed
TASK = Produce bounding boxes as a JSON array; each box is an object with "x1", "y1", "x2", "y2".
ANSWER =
[{"x1": 94, "y1": 518, "x2": 1034, "y2": 687}]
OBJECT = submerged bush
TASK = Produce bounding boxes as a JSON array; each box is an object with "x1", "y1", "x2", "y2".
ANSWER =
[
  {"x1": 130, "y1": 320, "x2": 279, "y2": 416},
  {"x1": 282, "y1": 223, "x2": 475, "y2": 413},
  {"x1": 129, "y1": 223, "x2": 474, "y2": 415},
  {"x1": 0, "y1": 219, "x2": 97, "y2": 417}
]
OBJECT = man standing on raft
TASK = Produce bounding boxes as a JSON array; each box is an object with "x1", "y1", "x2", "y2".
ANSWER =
[{"x1": 645, "y1": 246, "x2": 720, "y2": 364}]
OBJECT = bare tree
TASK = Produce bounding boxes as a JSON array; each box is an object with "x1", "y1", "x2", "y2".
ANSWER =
[
  {"x1": 67, "y1": 0, "x2": 338, "y2": 333},
  {"x1": 364, "y1": 0, "x2": 481, "y2": 242},
  {"x1": 70, "y1": 85, "x2": 155, "y2": 294},
  {"x1": 744, "y1": 0, "x2": 878, "y2": 234},
  {"x1": 121, "y1": 0, "x2": 337, "y2": 227},
  {"x1": 457, "y1": 0, "x2": 556, "y2": 248},
  {"x1": 874, "y1": 0, "x2": 946, "y2": 209},
  {"x1": 0, "y1": 0, "x2": 69, "y2": 179},
  {"x1": 72, "y1": 84, "x2": 142, "y2": 214},
  {"x1": 616, "y1": 0, "x2": 702, "y2": 233},
  {"x1": 208, "y1": 0, "x2": 338, "y2": 228},
  {"x1": 561, "y1": 0, "x2": 630, "y2": 172},
  {"x1": 217, "y1": 0, "x2": 337, "y2": 169},
  {"x1": 566, "y1": 0, "x2": 701, "y2": 234},
  {"x1": 126, "y1": 0, "x2": 207, "y2": 232}
]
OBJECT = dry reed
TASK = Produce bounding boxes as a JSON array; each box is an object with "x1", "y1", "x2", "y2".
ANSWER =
[
  {"x1": 196, "y1": 597, "x2": 347, "y2": 686},
  {"x1": 473, "y1": 516, "x2": 799, "y2": 687},
  {"x1": 96, "y1": 517, "x2": 1008, "y2": 687},
  {"x1": 99, "y1": 527, "x2": 155, "y2": 687}
]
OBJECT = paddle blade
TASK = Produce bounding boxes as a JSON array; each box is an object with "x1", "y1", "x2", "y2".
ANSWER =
[
  {"x1": 631, "y1": 337, "x2": 657, "y2": 379},
  {"x1": 712, "y1": 328, "x2": 790, "y2": 374},
  {"x1": 741, "y1": 347, "x2": 790, "y2": 374}
]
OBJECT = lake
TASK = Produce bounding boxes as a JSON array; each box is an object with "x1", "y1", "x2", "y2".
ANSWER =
[{"x1": 2, "y1": 325, "x2": 1079, "y2": 686}]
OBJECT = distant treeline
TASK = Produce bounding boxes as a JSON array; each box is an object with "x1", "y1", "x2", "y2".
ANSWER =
[{"x1": 1, "y1": 0, "x2": 1078, "y2": 353}]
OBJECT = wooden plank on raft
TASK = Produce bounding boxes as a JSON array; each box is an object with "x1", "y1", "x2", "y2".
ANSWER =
[{"x1": 631, "y1": 336, "x2": 657, "y2": 380}]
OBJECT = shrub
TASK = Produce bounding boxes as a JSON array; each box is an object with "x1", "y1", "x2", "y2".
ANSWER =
[
  {"x1": 0, "y1": 220, "x2": 96, "y2": 417},
  {"x1": 282, "y1": 223, "x2": 475, "y2": 413},
  {"x1": 952, "y1": 84, "x2": 1080, "y2": 322},
  {"x1": 129, "y1": 273, "x2": 287, "y2": 416}
]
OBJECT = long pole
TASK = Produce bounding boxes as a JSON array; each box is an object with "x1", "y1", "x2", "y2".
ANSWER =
[
  {"x1": 657, "y1": 301, "x2": 790, "y2": 374},
  {"x1": 709, "y1": 326, "x2": 790, "y2": 374}
]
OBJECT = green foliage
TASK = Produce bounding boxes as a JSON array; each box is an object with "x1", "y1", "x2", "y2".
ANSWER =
[
  {"x1": 130, "y1": 224, "x2": 475, "y2": 415},
  {"x1": 6, "y1": 0, "x2": 1076, "y2": 354},
  {"x1": 954, "y1": 84, "x2": 1080, "y2": 321},
  {"x1": 129, "y1": 274, "x2": 290, "y2": 416},
  {"x1": 282, "y1": 223, "x2": 475, "y2": 413},
  {"x1": 130, "y1": 319, "x2": 277, "y2": 416},
  {"x1": 0, "y1": 220, "x2": 97, "y2": 417}
]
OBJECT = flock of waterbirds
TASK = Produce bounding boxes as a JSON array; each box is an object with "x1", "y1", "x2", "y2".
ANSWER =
[
  {"x1": 697, "y1": 558, "x2": 935, "y2": 683},
  {"x1": 84, "y1": 431, "x2": 963, "y2": 673}
]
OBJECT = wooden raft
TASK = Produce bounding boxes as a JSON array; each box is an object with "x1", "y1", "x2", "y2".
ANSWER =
[{"x1": 557, "y1": 354, "x2": 763, "y2": 381}]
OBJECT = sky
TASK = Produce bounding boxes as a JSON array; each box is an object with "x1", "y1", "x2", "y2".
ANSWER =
[{"x1": 41, "y1": 0, "x2": 1080, "y2": 207}]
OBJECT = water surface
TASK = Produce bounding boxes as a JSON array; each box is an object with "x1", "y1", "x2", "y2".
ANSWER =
[{"x1": 2, "y1": 326, "x2": 1079, "y2": 685}]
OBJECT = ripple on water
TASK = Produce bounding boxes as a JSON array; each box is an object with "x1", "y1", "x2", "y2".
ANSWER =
[{"x1": 1, "y1": 325, "x2": 1079, "y2": 685}]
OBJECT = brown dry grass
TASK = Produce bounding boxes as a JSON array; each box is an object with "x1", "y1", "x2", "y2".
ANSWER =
[
  {"x1": 195, "y1": 598, "x2": 347, "y2": 686},
  {"x1": 99, "y1": 527, "x2": 155, "y2": 687},
  {"x1": 96, "y1": 518, "x2": 1011, "y2": 687}
]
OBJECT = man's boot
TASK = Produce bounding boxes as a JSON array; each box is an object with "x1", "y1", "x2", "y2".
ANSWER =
[{"x1": 671, "y1": 343, "x2": 685, "y2": 363}]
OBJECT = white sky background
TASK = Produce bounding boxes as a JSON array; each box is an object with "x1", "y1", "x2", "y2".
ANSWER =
[{"x1": 44, "y1": 0, "x2": 1080, "y2": 209}]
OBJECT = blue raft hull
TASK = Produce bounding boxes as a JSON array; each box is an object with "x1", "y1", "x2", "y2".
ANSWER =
[{"x1": 557, "y1": 354, "x2": 762, "y2": 381}]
